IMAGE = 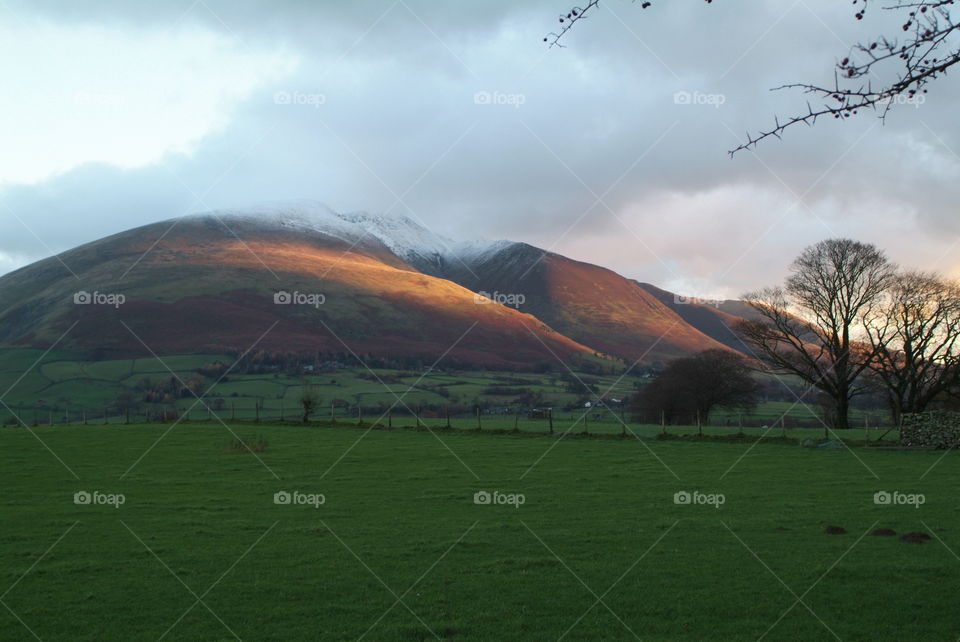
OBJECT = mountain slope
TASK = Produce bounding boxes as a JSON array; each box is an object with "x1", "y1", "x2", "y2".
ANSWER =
[
  {"x1": 0, "y1": 205, "x2": 601, "y2": 369},
  {"x1": 437, "y1": 242, "x2": 739, "y2": 363},
  {"x1": 0, "y1": 202, "x2": 765, "y2": 368},
  {"x1": 634, "y1": 282, "x2": 751, "y2": 352}
]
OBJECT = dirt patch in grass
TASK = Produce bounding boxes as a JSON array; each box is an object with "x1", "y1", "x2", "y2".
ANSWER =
[
  {"x1": 224, "y1": 435, "x2": 268, "y2": 453},
  {"x1": 900, "y1": 531, "x2": 932, "y2": 544}
]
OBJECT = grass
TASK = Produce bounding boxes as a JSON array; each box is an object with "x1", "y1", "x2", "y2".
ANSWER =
[
  {"x1": 0, "y1": 347, "x2": 892, "y2": 432},
  {"x1": 1, "y1": 421, "x2": 957, "y2": 640}
]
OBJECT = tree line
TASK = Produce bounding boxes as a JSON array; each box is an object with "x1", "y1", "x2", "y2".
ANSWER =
[{"x1": 634, "y1": 239, "x2": 960, "y2": 432}]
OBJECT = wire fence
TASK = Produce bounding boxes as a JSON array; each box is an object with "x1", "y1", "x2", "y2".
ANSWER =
[{"x1": 0, "y1": 404, "x2": 898, "y2": 442}]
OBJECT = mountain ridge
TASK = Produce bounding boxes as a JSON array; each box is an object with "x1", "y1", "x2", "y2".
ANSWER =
[{"x1": 0, "y1": 202, "x2": 751, "y2": 368}]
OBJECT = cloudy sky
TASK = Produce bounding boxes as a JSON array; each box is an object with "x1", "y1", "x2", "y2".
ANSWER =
[{"x1": 2, "y1": 0, "x2": 959, "y2": 298}]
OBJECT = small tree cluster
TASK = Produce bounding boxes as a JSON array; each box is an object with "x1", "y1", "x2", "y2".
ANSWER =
[{"x1": 631, "y1": 349, "x2": 758, "y2": 424}]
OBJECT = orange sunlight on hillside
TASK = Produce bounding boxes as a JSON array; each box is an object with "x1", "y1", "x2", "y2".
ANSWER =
[{"x1": 148, "y1": 238, "x2": 597, "y2": 355}]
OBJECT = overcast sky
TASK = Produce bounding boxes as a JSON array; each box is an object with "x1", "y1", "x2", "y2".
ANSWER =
[{"x1": 2, "y1": 0, "x2": 959, "y2": 298}]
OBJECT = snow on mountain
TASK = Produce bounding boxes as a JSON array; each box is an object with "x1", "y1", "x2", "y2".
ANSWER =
[
  {"x1": 336, "y1": 210, "x2": 452, "y2": 269},
  {"x1": 196, "y1": 200, "x2": 512, "y2": 269},
  {"x1": 202, "y1": 200, "x2": 362, "y2": 245}
]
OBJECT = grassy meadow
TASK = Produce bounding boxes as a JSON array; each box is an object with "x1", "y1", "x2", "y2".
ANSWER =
[
  {"x1": 0, "y1": 348, "x2": 888, "y2": 432},
  {"x1": 1, "y1": 420, "x2": 956, "y2": 640}
]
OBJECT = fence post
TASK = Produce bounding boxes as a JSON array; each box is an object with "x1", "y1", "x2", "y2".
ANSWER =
[{"x1": 548, "y1": 408, "x2": 554, "y2": 435}]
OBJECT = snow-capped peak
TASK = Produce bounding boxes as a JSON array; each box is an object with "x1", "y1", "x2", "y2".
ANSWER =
[
  {"x1": 336, "y1": 210, "x2": 453, "y2": 268},
  {"x1": 194, "y1": 200, "x2": 512, "y2": 269}
]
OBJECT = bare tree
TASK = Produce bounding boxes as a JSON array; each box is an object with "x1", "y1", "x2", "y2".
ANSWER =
[
  {"x1": 737, "y1": 239, "x2": 895, "y2": 431},
  {"x1": 864, "y1": 271, "x2": 960, "y2": 422},
  {"x1": 548, "y1": 0, "x2": 959, "y2": 153},
  {"x1": 300, "y1": 385, "x2": 320, "y2": 423}
]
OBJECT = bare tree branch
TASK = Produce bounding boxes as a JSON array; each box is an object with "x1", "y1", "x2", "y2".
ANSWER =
[{"x1": 548, "y1": 0, "x2": 960, "y2": 155}]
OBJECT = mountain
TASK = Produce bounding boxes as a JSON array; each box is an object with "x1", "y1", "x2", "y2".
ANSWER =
[
  {"x1": 0, "y1": 203, "x2": 598, "y2": 369},
  {"x1": 434, "y1": 243, "x2": 738, "y2": 363},
  {"x1": 0, "y1": 202, "x2": 753, "y2": 368},
  {"x1": 633, "y1": 282, "x2": 752, "y2": 352}
]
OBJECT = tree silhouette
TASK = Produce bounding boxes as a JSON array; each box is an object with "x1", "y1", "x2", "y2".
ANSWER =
[
  {"x1": 737, "y1": 239, "x2": 896, "y2": 431},
  {"x1": 864, "y1": 271, "x2": 960, "y2": 422},
  {"x1": 632, "y1": 349, "x2": 758, "y2": 425}
]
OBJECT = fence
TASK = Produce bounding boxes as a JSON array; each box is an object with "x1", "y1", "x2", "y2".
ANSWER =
[{"x1": 0, "y1": 403, "x2": 897, "y2": 442}]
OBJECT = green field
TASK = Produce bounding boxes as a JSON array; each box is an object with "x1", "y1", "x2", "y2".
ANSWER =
[
  {"x1": 1, "y1": 421, "x2": 955, "y2": 640},
  {"x1": 0, "y1": 348, "x2": 891, "y2": 430}
]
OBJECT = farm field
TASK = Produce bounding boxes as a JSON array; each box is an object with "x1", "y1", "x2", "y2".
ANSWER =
[
  {"x1": 0, "y1": 421, "x2": 955, "y2": 640},
  {"x1": 0, "y1": 349, "x2": 890, "y2": 429}
]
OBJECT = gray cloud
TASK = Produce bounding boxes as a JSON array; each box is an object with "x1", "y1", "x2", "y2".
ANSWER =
[{"x1": 2, "y1": 0, "x2": 959, "y2": 297}]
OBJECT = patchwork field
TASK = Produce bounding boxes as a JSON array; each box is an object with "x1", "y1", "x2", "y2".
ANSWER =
[
  {"x1": 1, "y1": 421, "x2": 955, "y2": 640},
  {"x1": 0, "y1": 348, "x2": 888, "y2": 430}
]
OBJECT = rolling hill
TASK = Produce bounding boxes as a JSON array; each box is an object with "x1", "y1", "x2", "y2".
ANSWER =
[{"x1": 0, "y1": 202, "x2": 754, "y2": 369}]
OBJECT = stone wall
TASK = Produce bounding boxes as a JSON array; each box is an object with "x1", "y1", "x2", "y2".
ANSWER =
[{"x1": 901, "y1": 411, "x2": 960, "y2": 449}]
